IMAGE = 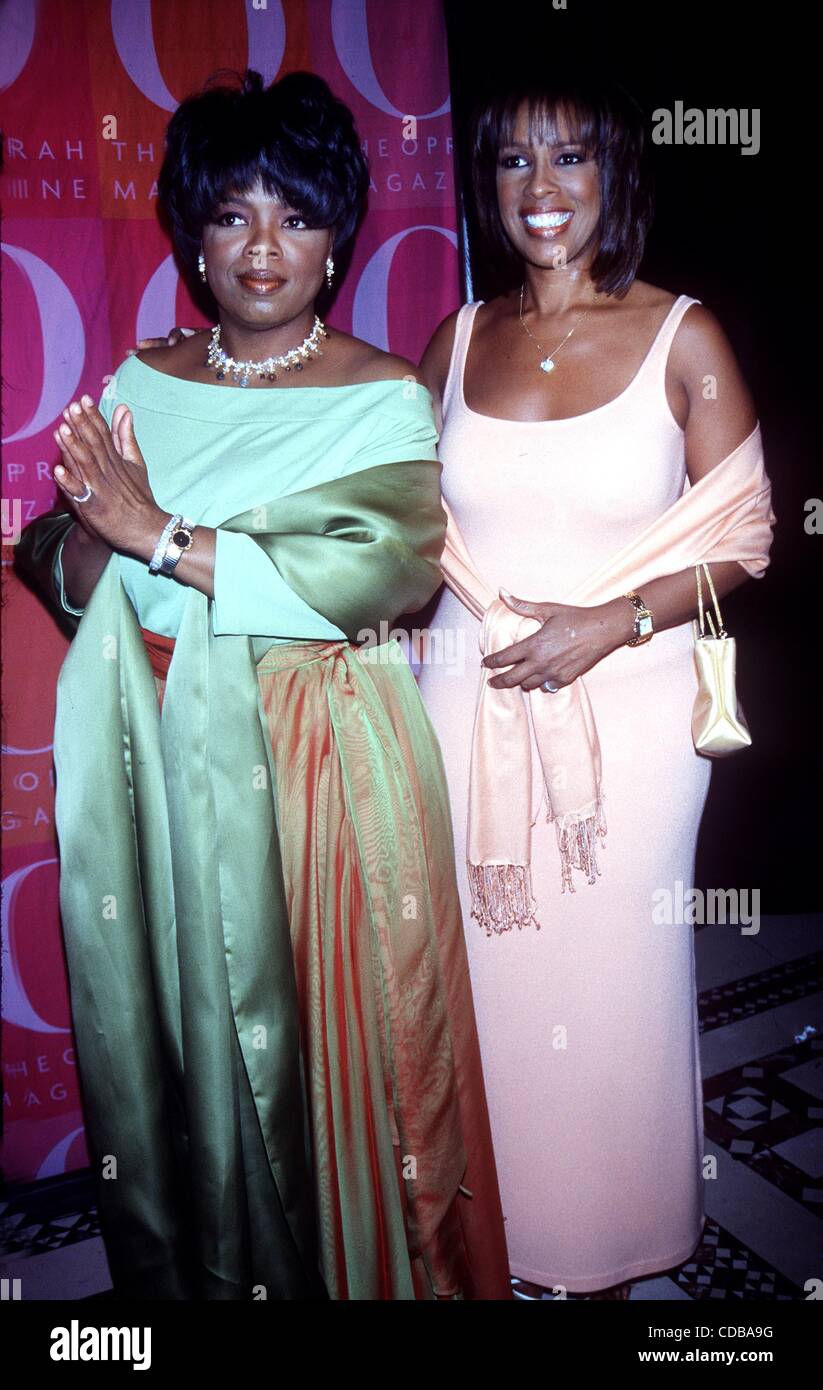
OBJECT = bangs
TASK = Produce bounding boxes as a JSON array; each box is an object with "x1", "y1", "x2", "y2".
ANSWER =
[
  {"x1": 194, "y1": 138, "x2": 347, "y2": 233},
  {"x1": 495, "y1": 93, "x2": 600, "y2": 158}
]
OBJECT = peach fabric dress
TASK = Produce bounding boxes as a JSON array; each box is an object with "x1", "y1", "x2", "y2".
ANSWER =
[{"x1": 417, "y1": 295, "x2": 709, "y2": 1292}]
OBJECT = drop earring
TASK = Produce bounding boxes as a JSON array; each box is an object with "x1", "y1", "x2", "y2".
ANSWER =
[
  {"x1": 198, "y1": 250, "x2": 207, "y2": 283},
  {"x1": 325, "y1": 255, "x2": 335, "y2": 288}
]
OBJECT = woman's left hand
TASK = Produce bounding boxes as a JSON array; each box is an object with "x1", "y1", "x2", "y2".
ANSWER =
[
  {"x1": 53, "y1": 397, "x2": 167, "y2": 556},
  {"x1": 481, "y1": 588, "x2": 628, "y2": 691}
]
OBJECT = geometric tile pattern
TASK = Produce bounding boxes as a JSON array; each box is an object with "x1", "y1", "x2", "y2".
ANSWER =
[
  {"x1": 703, "y1": 1039, "x2": 823, "y2": 1218},
  {"x1": 0, "y1": 1177, "x2": 100, "y2": 1260},
  {"x1": 2, "y1": 930, "x2": 819, "y2": 1300},
  {"x1": 697, "y1": 951, "x2": 823, "y2": 1034},
  {"x1": 674, "y1": 1217, "x2": 801, "y2": 1300}
]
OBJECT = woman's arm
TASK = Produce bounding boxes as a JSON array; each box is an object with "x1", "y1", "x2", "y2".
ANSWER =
[
  {"x1": 591, "y1": 303, "x2": 760, "y2": 649},
  {"x1": 14, "y1": 502, "x2": 112, "y2": 636},
  {"x1": 126, "y1": 327, "x2": 202, "y2": 354},
  {"x1": 484, "y1": 304, "x2": 770, "y2": 691},
  {"x1": 54, "y1": 383, "x2": 443, "y2": 640},
  {"x1": 58, "y1": 523, "x2": 116, "y2": 609},
  {"x1": 419, "y1": 310, "x2": 460, "y2": 435}
]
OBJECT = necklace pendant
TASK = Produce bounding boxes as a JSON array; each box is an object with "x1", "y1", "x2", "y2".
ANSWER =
[{"x1": 539, "y1": 357, "x2": 555, "y2": 374}]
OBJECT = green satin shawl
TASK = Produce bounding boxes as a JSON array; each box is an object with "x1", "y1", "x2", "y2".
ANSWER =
[{"x1": 15, "y1": 460, "x2": 447, "y2": 1298}]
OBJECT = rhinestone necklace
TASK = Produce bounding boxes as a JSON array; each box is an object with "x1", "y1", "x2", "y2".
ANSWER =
[
  {"x1": 205, "y1": 315, "x2": 329, "y2": 387},
  {"x1": 518, "y1": 283, "x2": 596, "y2": 374}
]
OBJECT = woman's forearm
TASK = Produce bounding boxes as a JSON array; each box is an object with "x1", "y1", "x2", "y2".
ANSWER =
[
  {"x1": 598, "y1": 560, "x2": 751, "y2": 653},
  {"x1": 60, "y1": 504, "x2": 217, "y2": 604},
  {"x1": 124, "y1": 513, "x2": 218, "y2": 600},
  {"x1": 163, "y1": 525, "x2": 217, "y2": 600},
  {"x1": 61, "y1": 522, "x2": 116, "y2": 608}
]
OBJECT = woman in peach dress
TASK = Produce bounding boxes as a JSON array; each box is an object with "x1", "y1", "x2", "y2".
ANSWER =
[{"x1": 417, "y1": 79, "x2": 775, "y2": 1300}]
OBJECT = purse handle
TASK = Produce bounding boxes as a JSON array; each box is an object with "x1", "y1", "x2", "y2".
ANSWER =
[{"x1": 695, "y1": 562, "x2": 727, "y2": 640}]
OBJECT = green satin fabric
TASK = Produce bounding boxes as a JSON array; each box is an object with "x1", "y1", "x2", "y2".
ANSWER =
[
  {"x1": 16, "y1": 459, "x2": 447, "y2": 1299},
  {"x1": 221, "y1": 458, "x2": 445, "y2": 640},
  {"x1": 14, "y1": 506, "x2": 81, "y2": 639}
]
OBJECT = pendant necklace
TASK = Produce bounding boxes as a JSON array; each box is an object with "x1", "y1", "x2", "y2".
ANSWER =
[
  {"x1": 518, "y1": 283, "x2": 596, "y2": 374},
  {"x1": 205, "y1": 315, "x2": 329, "y2": 386}
]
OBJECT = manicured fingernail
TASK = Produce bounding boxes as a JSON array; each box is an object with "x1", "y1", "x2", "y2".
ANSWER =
[
  {"x1": 81, "y1": 394, "x2": 93, "y2": 407},
  {"x1": 54, "y1": 464, "x2": 65, "y2": 475},
  {"x1": 70, "y1": 402, "x2": 82, "y2": 416},
  {"x1": 60, "y1": 423, "x2": 72, "y2": 436}
]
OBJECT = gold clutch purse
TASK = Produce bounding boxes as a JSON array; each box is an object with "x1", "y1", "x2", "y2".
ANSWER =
[{"x1": 691, "y1": 562, "x2": 752, "y2": 757}]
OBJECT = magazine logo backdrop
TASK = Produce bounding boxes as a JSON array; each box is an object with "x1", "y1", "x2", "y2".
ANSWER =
[{"x1": 1, "y1": 0, "x2": 457, "y2": 1183}]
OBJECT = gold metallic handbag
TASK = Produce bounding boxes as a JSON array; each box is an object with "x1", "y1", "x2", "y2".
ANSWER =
[{"x1": 691, "y1": 562, "x2": 752, "y2": 756}]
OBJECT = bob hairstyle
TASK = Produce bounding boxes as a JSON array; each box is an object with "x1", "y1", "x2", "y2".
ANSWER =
[
  {"x1": 470, "y1": 77, "x2": 654, "y2": 298},
  {"x1": 158, "y1": 68, "x2": 370, "y2": 282}
]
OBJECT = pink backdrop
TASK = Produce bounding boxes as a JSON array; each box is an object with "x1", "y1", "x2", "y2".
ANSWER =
[{"x1": 1, "y1": 0, "x2": 458, "y2": 1184}]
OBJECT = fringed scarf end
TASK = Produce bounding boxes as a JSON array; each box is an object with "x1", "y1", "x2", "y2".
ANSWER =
[
  {"x1": 468, "y1": 862, "x2": 541, "y2": 937},
  {"x1": 548, "y1": 796, "x2": 607, "y2": 894}
]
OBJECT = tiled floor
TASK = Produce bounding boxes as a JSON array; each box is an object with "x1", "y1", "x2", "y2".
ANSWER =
[{"x1": 1, "y1": 913, "x2": 820, "y2": 1301}]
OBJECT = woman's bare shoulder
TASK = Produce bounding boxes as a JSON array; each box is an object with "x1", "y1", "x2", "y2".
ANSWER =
[
  {"x1": 418, "y1": 304, "x2": 476, "y2": 399},
  {"x1": 135, "y1": 332, "x2": 206, "y2": 377},
  {"x1": 134, "y1": 344, "x2": 176, "y2": 371},
  {"x1": 619, "y1": 278, "x2": 678, "y2": 311},
  {"x1": 336, "y1": 332, "x2": 426, "y2": 386}
]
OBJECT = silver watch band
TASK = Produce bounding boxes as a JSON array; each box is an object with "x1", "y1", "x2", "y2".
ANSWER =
[
  {"x1": 149, "y1": 513, "x2": 181, "y2": 575},
  {"x1": 159, "y1": 518, "x2": 196, "y2": 575}
]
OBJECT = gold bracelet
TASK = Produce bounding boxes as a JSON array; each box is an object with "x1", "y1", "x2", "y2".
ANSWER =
[{"x1": 624, "y1": 590, "x2": 654, "y2": 646}]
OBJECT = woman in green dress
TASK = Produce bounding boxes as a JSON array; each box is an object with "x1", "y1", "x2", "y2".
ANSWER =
[{"x1": 15, "y1": 70, "x2": 510, "y2": 1302}]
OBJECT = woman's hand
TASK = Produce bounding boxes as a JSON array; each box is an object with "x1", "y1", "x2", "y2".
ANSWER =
[
  {"x1": 481, "y1": 588, "x2": 633, "y2": 692},
  {"x1": 125, "y1": 327, "x2": 200, "y2": 355},
  {"x1": 53, "y1": 398, "x2": 168, "y2": 557}
]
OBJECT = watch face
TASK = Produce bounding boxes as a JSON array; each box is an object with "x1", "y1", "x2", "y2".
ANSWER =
[
  {"x1": 638, "y1": 614, "x2": 653, "y2": 636},
  {"x1": 171, "y1": 529, "x2": 190, "y2": 548}
]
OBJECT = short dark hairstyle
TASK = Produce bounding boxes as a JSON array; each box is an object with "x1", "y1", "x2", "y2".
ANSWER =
[
  {"x1": 158, "y1": 68, "x2": 370, "y2": 281},
  {"x1": 470, "y1": 76, "x2": 654, "y2": 298}
]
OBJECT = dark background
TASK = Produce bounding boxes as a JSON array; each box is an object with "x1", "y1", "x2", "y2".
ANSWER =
[{"x1": 440, "y1": 0, "x2": 820, "y2": 913}]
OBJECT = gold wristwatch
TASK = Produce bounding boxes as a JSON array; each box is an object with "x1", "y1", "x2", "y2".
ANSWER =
[
  {"x1": 159, "y1": 518, "x2": 196, "y2": 576},
  {"x1": 624, "y1": 590, "x2": 654, "y2": 646}
]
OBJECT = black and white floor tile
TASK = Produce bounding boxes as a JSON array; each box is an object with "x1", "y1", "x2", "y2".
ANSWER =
[{"x1": 1, "y1": 913, "x2": 820, "y2": 1301}]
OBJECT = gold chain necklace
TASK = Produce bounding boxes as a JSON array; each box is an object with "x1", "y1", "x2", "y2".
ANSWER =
[{"x1": 518, "y1": 283, "x2": 596, "y2": 374}]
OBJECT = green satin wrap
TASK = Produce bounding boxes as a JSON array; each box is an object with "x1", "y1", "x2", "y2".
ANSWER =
[
  {"x1": 14, "y1": 506, "x2": 81, "y2": 640},
  {"x1": 14, "y1": 460, "x2": 449, "y2": 1299}
]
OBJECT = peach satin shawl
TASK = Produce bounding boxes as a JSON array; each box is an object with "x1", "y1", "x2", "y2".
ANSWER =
[{"x1": 439, "y1": 424, "x2": 776, "y2": 935}]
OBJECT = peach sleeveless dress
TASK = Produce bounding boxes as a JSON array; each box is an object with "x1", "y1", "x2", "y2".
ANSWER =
[{"x1": 417, "y1": 295, "x2": 709, "y2": 1292}]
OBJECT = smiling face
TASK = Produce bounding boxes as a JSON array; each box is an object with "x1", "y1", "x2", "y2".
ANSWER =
[
  {"x1": 200, "y1": 177, "x2": 333, "y2": 333},
  {"x1": 495, "y1": 100, "x2": 601, "y2": 273}
]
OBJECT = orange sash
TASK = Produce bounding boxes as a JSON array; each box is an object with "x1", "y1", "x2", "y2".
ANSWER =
[{"x1": 139, "y1": 625, "x2": 176, "y2": 680}]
